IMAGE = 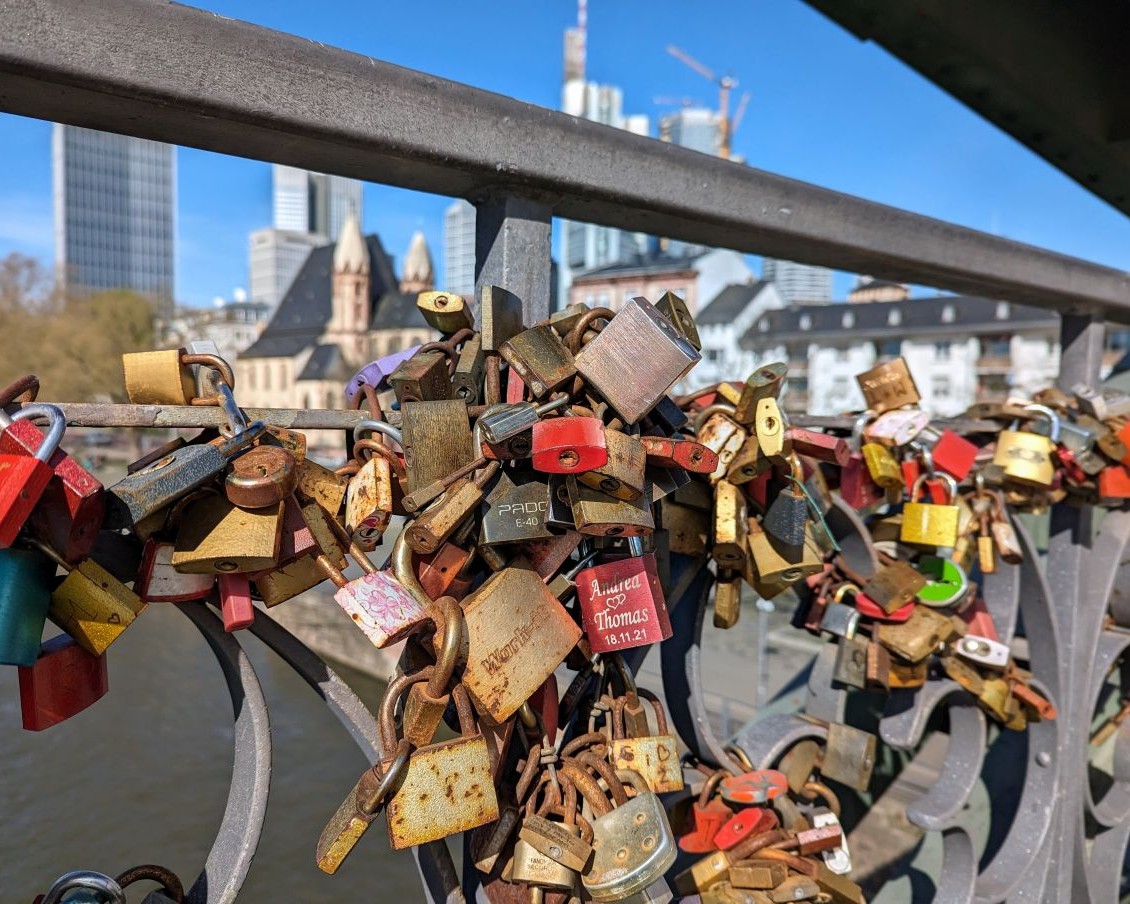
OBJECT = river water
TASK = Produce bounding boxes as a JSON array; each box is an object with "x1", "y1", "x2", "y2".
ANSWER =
[{"x1": 0, "y1": 601, "x2": 422, "y2": 901}]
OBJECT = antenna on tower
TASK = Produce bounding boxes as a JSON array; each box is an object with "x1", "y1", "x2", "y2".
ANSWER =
[{"x1": 564, "y1": 0, "x2": 587, "y2": 84}]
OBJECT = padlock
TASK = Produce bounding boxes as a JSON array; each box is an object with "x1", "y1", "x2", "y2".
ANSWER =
[
  {"x1": 719, "y1": 769, "x2": 788, "y2": 807},
  {"x1": 406, "y1": 462, "x2": 499, "y2": 554},
  {"x1": 839, "y1": 411, "x2": 885, "y2": 509},
  {"x1": 655, "y1": 290, "x2": 701, "y2": 351},
  {"x1": 748, "y1": 519, "x2": 824, "y2": 586},
  {"x1": 697, "y1": 410, "x2": 747, "y2": 484},
  {"x1": 1098, "y1": 463, "x2": 1130, "y2": 501},
  {"x1": 416, "y1": 289, "x2": 474, "y2": 333},
  {"x1": 122, "y1": 348, "x2": 233, "y2": 405},
  {"x1": 575, "y1": 296, "x2": 701, "y2": 424},
  {"x1": 568, "y1": 477, "x2": 656, "y2": 537},
  {"x1": 344, "y1": 347, "x2": 420, "y2": 407},
  {"x1": 43, "y1": 543, "x2": 147, "y2": 656},
  {"x1": 931, "y1": 429, "x2": 979, "y2": 481},
  {"x1": 679, "y1": 771, "x2": 733, "y2": 853},
  {"x1": 956, "y1": 634, "x2": 1010, "y2": 669},
  {"x1": 316, "y1": 531, "x2": 430, "y2": 649},
  {"x1": 252, "y1": 503, "x2": 349, "y2": 607},
  {"x1": 105, "y1": 422, "x2": 267, "y2": 529},
  {"x1": 729, "y1": 859, "x2": 787, "y2": 890},
  {"x1": 518, "y1": 804, "x2": 593, "y2": 877},
  {"x1": 0, "y1": 405, "x2": 103, "y2": 563},
  {"x1": 0, "y1": 404, "x2": 66, "y2": 548},
  {"x1": 388, "y1": 349, "x2": 451, "y2": 404},
  {"x1": 833, "y1": 634, "x2": 870, "y2": 689},
  {"x1": 993, "y1": 405, "x2": 1058, "y2": 487},
  {"x1": 577, "y1": 552, "x2": 672, "y2": 653},
  {"x1": 344, "y1": 442, "x2": 404, "y2": 550},
  {"x1": 171, "y1": 493, "x2": 283, "y2": 574},
  {"x1": 876, "y1": 604, "x2": 958, "y2": 663},
  {"x1": 0, "y1": 546, "x2": 57, "y2": 666},
  {"x1": 500, "y1": 324, "x2": 577, "y2": 399},
  {"x1": 713, "y1": 479, "x2": 749, "y2": 568},
  {"x1": 478, "y1": 284, "x2": 524, "y2": 352},
  {"x1": 754, "y1": 398, "x2": 787, "y2": 460},
  {"x1": 531, "y1": 416, "x2": 608, "y2": 474},
  {"x1": 460, "y1": 558, "x2": 581, "y2": 722},
  {"x1": 855, "y1": 356, "x2": 920, "y2": 413},
  {"x1": 224, "y1": 444, "x2": 297, "y2": 509},
  {"x1": 864, "y1": 409, "x2": 930, "y2": 447},
  {"x1": 295, "y1": 456, "x2": 350, "y2": 518},
  {"x1": 400, "y1": 597, "x2": 463, "y2": 747},
  {"x1": 641, "y1": 434, "x2": 718, "y2": 474},
  {"x1": 400, "y1": 399, "x2": 477, "y2": 495},
  {"x1": 901, "y1": 473, "x2": 960, "y2": 547},
  {"x1": 17, "y1": 632, "x2": 109, "y2": 731},
  {"x1": 609, "y1": 688, "x2": 684, "y2": 792},
  {"x1": 713, "y1": 807, "x2": 780, "y2": 852},
  {"x1": 218, "y1": 572, "x2": 255, "y2": 632},
  {"x1": 449, "y1": 332, "x2": 485, "y2": 404},
  {"x1": 136, "y1": 539, "x2": 215, "y2": 602},
  {"x1": 860, "y1": 441, "x2": 903, "y2": 490},
  {"x1": 480, "y1": 471, "x2": 555, "y2": 546},
  {"x1": 762, "y1": 455, "x2": 809, "y2": 549},
  {"x1": 787, "y1": 427, "x2": 850, "y2": 467},
  {"x1": 34, "y1": 870, "x2": 127, "y2": 904},
  {"x1": 859, "y1": 560, "x2": 927, "y2": 614},
  {"x1": 821, "y1": 722, "x2": 877, "y2": 791},
  {"x1": 733, "y1": 362, "x2": 788, "y2": 425},
  {"x1": 915, "y1": 555, "x2": 970, "y2": 608},
  {"x1": 571, "y1": 765, "x2": 677, "y2": 901},
  {"x1": 714, "y1": 571, "x2": 743, "y2": 629}
]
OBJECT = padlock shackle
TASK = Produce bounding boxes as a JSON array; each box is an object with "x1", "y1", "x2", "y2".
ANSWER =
[
  {"x1": 39, "y1": 870, "x2": 126, "y2": 904},
  {"x1": 425, "y1": 596, "x2": 462, "y2": 699},
  {"x1": 565, "y1": 306, "x2": 614, "y2": 353},
  {"x1": 183, "y1": 352, "x2": 235, "y2": 393},
  {"x1": 321, "y1": 510, "x2": 378, "y2": 575},
  {"x1": 391, "y1": 531, "x2": 437, "y2": 616},
  {"x1": 797, "y1": 779, "x2": 842, "y2": 818},
  {"x1": 11, "y1": 403, "x2": 66, "y2": 462},
  {"x1": 574, "y1": 750, "x2": 629, "y2": 805},
  {"x1": 696, "y1": 769, "x2": 727, "y2": 807},
  {"x1": 693, "y1": 403, "x2": 738, "y2": 434},
  {"x1": 638, "y1": 687, "x2": 669, "y2": 735},
  {"x1": 352, "y1": 438, "x2": 407, "y2": 477},
  {"x1": 909, "y1": 471, "x2": 958, "y2": 503},
  {"x1": 560, "y1": 731, "x2": 611, "y2": 760},
  {"x1": 354, "y1": 418, "x2": 403, "y2": 448},
  {"x1": 114, "y1": 863, "x2": 185, "y2": 902},
  {"x1": 378, "y1": 667, "x2": 432, "y2": 755},
  {"x1": 613, "y1": 768, "x2": 650, "y2": 797},
  {"x1": 559, "y1": 761, "x2": 614, "y2": 817},
  {"x1": 850, "y1": 409, "x2": 877, "y2": 451}
]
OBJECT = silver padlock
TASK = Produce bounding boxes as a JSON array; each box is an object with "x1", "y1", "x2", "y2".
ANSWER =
[{"x1": 39, "y1": 871, "x2": 126, "y2": 904}]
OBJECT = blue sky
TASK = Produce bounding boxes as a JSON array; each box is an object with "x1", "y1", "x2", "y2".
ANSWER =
[{"x1": 3, "y1": 0, "x2": 1130, "y2": 307}]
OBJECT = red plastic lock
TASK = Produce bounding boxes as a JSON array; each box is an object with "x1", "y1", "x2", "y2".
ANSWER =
[
  {"x1": 853, "y1": 591, "x2": 915, "y2": 623},
  {"x1": 640, "y1": 435, "x2": 719, "y2": 473},
  {"x1": 576, "y1": 554, "x2": 673, "y2": 653},
  {"x1": 719, "y1": 770, "x2": 788, "y2": 806},
  {"x1": 713, "y1": 806, "x2": 780, "y2": 850},
  {"x1": 956, "y1": 596, "x2": 999, "y2": 641},
  {"x1": 678, "y1": 799, "x2": 733, "y2": 853},
  {"x1": 18, "y1": 633, "x2": 108, "y2": 731},
  {"x1": 0, "y1": 418, "x2": 104, "y2": 562},
  {"x1": 840, "y1": 454, "x2": 884, "y2": 509},
  {"x1": 932, "y1": 430, "x2": 978, "y2": 481},
  {"x1": 0, "y1": 454, "x2": 54, "y2": 547},
  {"x1": 531, "y1": 417, "x2": 608, "y2": 474},
  {"x1": 219, "y1": 573, "x2": 255, "y2": 632},
  {"x1": 1098, "y1": 464, "x2": 1130, "y2": 499}
]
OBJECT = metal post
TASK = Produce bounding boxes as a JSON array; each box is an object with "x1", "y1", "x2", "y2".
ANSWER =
[
  {"x1": 473, "y1": 195, "x2": 552, "y2": 324},
  {"x1": 1057, "y1": 313, "x2": 1106, "y2": 390}
]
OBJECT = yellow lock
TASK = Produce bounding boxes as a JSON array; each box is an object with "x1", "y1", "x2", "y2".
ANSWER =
[
  {"x1": 122, "y1": 348, "x2": 235, "y2": 406},
  {"x1": 901, "y1": 473, "x2": 960, "y2": 547},
  {"x1": 861, "y1": 443, "x2": 903, "y2": 489},
  {"x1": 48, "y1": 555, "x2": 148, "y2": 655},
  {"x1": 992, "y1": 404, "x2": 1058, "y2": 487}
]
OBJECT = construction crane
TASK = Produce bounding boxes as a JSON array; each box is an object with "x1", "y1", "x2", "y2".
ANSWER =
[{"x1": 665, "y1": 45, "x2": 749, "y2": 159}]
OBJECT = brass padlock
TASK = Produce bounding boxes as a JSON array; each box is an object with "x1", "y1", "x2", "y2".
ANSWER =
[
  {"x1": 451, "y1": 332, "x2": 485, "y2": 404},
  {"x1": 748, "y1": 518, "x2": 824, "y2": 586},
  {"x1": 697, "y1": 410, "x2": 747, "y2": 484},
  {"x1": 655, "y1": 290, "x2": 701, "y2": 350},
  {"x1": 820, "y1": 721, "x2": 877, "y2": 791},
  {"x1": 388, "y1": 349, "x2": 451, "y2": 405},
  {"x1": 401, "y1": 597, "x2": 462, "y2": 747},
  {"x1": 992, "y1": 405, "x2": 1058, "y2": 487},
  {"x1": 405, "y1": 462, "x2": 499, "y2": 554},
  {"x1": 762, "y1": 454, "x2": 809, "y2": 549},
  {"x1": 900, "y1": 473, "x2": 960, "y2": 548},
  {"x1": 855, "y1": 356, "x2": 921, "y2": 413},
  {"x1": 861, "y1": 442, "x2": 903, "y2": 489},
  {"x1": 295, "y1": 457, "x2": 350, "y2": 518},
  {"x1": 568, "y1": 477, "x2": 655, "y2": 537},
  {"x1": 400, "y1": 399, "x2": 477, "y2": 495},
  {"x1": 344, "y1": 443, "x2": 404, "y2": 550},
  {"x1": 576, "y1": 428, "x2": 647, "y2": 501},
  {"x1": 609, "y1": 689, "x2": 684, "y2": 793},
  {"x1": 122, "y1": 348, "x2": 234, "y2": 406},
  {"x1": 499, "y1": 324, "x2": 577, "y2": 399},
  {"x1": 733, "y1": 362, "x2": 787, "y2": 425},
  {"x1": 713, "y1": 479, "x2": 749, "y2": 569},
  {"x1": 754, "y1": 398, "x2": 787, "y2": 460},
  {"x1": 713, "y1": 571, "x2": 742, "y2": 629},
  {"x1": 876, "y1": 604, "x2": 957, "y2": 663},
  {"x1": 416, "y1": 290, "x2": 473, "y2": 334},
  {"x1": 171, "y1": 493, "x2": 283, "y2": 574}
]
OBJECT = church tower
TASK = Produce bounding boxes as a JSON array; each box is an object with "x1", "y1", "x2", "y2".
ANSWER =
[
  {"x1": 328, "y1": 214, "x2": 370, "y2": 364},
  {"x1": 400, "y1": 230, "x2": 435, "y2": 295}
]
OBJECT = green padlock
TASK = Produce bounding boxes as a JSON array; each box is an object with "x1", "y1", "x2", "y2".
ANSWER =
[
  {"x1": 0, "y1": 547, "x2": 56, "y2": 666},
  {"x1": 915, "y1": 556, "x2": 969, "y2": 608}
]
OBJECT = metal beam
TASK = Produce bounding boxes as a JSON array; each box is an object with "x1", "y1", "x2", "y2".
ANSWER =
[
  {"x1": 474, "y1": 195, "x2": 552, "y2": 324},
  {"x1": 2, "y1": 0, "x2": 1129, "y2": 319}
]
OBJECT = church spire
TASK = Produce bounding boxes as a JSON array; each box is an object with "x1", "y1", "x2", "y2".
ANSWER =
[
  {"x1": 400, "y1": 230, "x2": 434, "y2": 294},
  {"x1": 333, "y1": 214, "x2": 369, "y2": 275}
]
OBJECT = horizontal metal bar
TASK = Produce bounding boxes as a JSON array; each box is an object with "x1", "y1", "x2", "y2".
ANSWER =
[{"x1": 2, "y1": 0, "x2": 1129, "y2": 319}]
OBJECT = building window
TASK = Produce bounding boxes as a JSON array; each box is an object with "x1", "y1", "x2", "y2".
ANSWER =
[
  {"x1": 705, "y1": 349, "x2": 720, "y2": 363},
  {"x1": 934, "y1": 341, "x2": 951, "y2": 360},
  {"x1": 842, "y1": 312, "x2": 854, "y2": 329},
  {"x1": 833, "y1": 376, "x2": 848, "y2": 395},
  {"x1": 880, "y1": 340, "x2": 900, "y2": 357},
  {"x1": 888, "y1": 309, "x2": 902, "y2": 326},
  {"x1": 799, "y1": 315, "x2": 812, "y2": 330},
  {"x1": 585, "y1": 294, "x2": 596, "y2": 306},
  {"x1": 387, "y1": 335, "x2": 401, "y2": 354},
  {"x1": 982, "y1": 335, "x2": 1010, "y2": 357},
  {"x1": 325, "y1": 392, "x2": 335, "y2": 409},
  {"x1": 933, "y1": 376, "x2": 952, "y2": 399},
  {"x1": 263, "y1": 364, "x2": 271, "y2": 390},
  {"x1": 248, "y1": 365, "x2": 257, "y2": 390},
  {"x1": 942, "y1": 305, "x2": 955, "y2": 323},
  {"x1": 759, "y1": 319, "x2": 770, "y2": 332},
  {"x1": 996, "y1": 302, "x2": 1010, "y2": 320}
]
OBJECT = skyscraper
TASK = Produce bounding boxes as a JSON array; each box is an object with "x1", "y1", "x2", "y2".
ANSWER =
[
  {"x1": 443, "y1": 200, "x2": 476, "y2": 297},
  {"x1": 250, "y1": 165, "x2": 365, "y2": 310},
  {"x1": 272, "y1": 165, "x2": 362, "y2": 241},
  {"x1": 659, "y1": 107, "x2": 721, "y2": 156},
  {"x1": 762, "y1": 257, "x2": 833, "y2": 304},
  {"x1": 52, "y1": 124, "x2": 176, "y2": 314}
]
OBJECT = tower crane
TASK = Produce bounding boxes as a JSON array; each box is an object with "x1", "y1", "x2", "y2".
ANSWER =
[{"x1": 665, "y1": 45, "x2": 750, "y2": 159}]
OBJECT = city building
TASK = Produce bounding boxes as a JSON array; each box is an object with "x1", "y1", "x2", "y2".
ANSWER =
[
  {"x1": 272, "y1": 165, "x2": 363, "y2": 241},
  {"x1": 248, "y1": 228, "x2": 325, "y2": 310},
  {"x1": 160, "y1": 289, "x2": 271, "y2": 365},
  {"x1": 568, "y1": 248, "x2": 753, "y2": 317},
  {"x1": 249, "y1": 165, "x2": 365, "y2": 312},
  {"x1": 237, "y1": 217, "x2": 436, "y2": 450},
  {"x1": 558, "y1": 6, "x2": 651, "y2": 301},
  {"x1": 52, "y1": 124, "x2": 176, "y2": 316},
  {"x1": 761, "y1": 257, "x2": 833, "y2": 304},
  {"x1": 443, "y1": 199, "x2": 476, "y2": 298},
  {"x1": 739, "y1": 283, "x2": 1061, "y2": 416},
  {"x1": 692, "y1": 281, "x2": 786, "y2": 388},
  {"x1": 659, "y1": 106, "x2": 721, "y2": 156}
]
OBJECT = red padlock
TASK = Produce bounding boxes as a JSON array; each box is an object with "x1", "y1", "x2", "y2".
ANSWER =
[
  {"x1": 901, "y1": 453, "x2": 921, "y2": 491},
  {"x1": 639, "y1": 435, "x2": 719, "y2": 473},
  {"x1": 957, "y1": 596, "x2": 999, "y2": 641},
  {"x1": 678, "y1": 772, "x2": 733, "y2": 853},
  {"x1": 719, "y1": 769, "x2": 788, "y2": 806},
  {"x1": 853, "y1": 591, "x2": 915, "y2": 623},
  {"x1": 840, "y1": 456, "x2": 884, "y2": 509},
  {"x1": 0, "y1": 404, "x2": 66, "y2": 548},
  {"x1": 219, "y1": 572, "x2": 255, "y2": 632},
  {"x1": 18, "y1": 633, "x2": 108, "y2": 731},
  {"x1": 1098, "y1": 464, "x2": 1130, "y2": 500},
  {"x1": 744, "y1": 471, "x2": 772, "y2": 512},
  {"x1": 785, "y1": 428, "x2": 850, "y2": 467},
  {"x1": 932, "y1": 430, "x2": 978, "y2": 481},
  {"x1": 137, "y1": 539, "x2": 216, "y2": 602},
  {"x1": 576, "y1": 553, "x2": 673, "y2": 653},
  {"x1": 713, "y1": 806, "x2": 780, "y2": 850},
  {"x1": 415, "y1": 542, "x2": 474, "y2": 600},
  {"x1": 531, "y1": 417, "x2": 608, "y2": 474}
]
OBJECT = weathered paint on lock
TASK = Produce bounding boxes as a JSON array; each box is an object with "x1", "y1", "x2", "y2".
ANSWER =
[
  {"x1": 576, "y1": 555, "x2": 672, "y2": 653},
  {"x1": 137, "y1": 539, "x2": 215, "y2": 602},
  {"x1": 18, "y1": 632, "x2": 108, "y2": 731},
  {"x1": 345, "y1": 455, "x2": 394, "y2": 549},
  {"x1": 48, "y1": 560, "x2": 147, "y2": 656},
  {"x1": 385, "y1": 733, "x2": 498, "y2": 850},
  {"x1": 610, "y1": 736, "x2": 682, "y2": 793},
  {"x1": 333, "y1": 571, "x2": 428, "y2": 649}
]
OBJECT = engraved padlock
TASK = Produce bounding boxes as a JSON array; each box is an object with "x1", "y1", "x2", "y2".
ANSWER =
[
  {"x1": 901, "y1": 473, "x2": 960, "y2": 548},
  {"x1": 993, "y1": 405, "x2": 1058, "y2": 487}
]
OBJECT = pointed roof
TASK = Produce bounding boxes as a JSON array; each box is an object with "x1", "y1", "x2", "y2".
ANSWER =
[
  {"x1": 333, "y1": 214, "x2": 369, "y2": 274},
  {"x1": 402, "y1": 230, "x2": 434, "y2": 285}
]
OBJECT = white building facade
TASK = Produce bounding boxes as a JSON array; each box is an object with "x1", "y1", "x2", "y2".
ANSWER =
[{"x1": 443, "y1": 199, "x2": 477, "y2": 298}]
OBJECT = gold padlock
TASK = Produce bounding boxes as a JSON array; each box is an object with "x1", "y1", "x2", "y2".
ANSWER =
[
  {"x1": 172, "y1": 493, "x2": 284, "y2": 574},
  {"x1": 122, "y1": 348, "x2": 235, "y2": 406},
  {"x1": 861, "y1": 442, "x2": 903, "y2": 489},
  {"x1": 609, "y1": 689, "x2": 684, "y2": 793},
  {"x1": 855, "y1": 356, "x2": 920, "y2": 414},
  {"x1": 900, "y1": 473, "x2": 960, "y2": 548},
  {"x1": 416, "y1": 290, "x2": 473, "y2": 334},
  {"x1": 992, "y1": 404, "x2": 1058, "y2": 487}
]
